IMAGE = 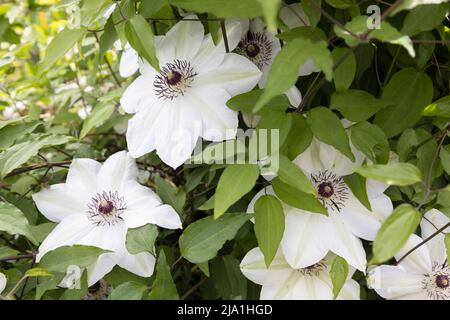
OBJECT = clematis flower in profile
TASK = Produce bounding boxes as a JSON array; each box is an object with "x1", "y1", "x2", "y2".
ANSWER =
[
  {"x1": 121, "y1": 16, "x2": 261, "y2": 169},
  {"x1": 279, "y1": 3, "x2": 321, "y2": 76},
  {"x1": 233, "y1": 18, "x2": 302, "y2": 108},
  {"x1": 248, "y1": 138, "x2": 394, "y2": 272},
  {"x1": 368, "y1": 209, "x2": 450, "y2": 300},
  {"x1": 115, "y1": 41, "x2": 140, "y2": 78},
  {"x1": 32, "y1": 151, "x2": 182, "y2": 286},
  {"x1": 0, "y1": 273, "x2": 6, "y2": 295},
  {"x1": 240, "y1": 248, "x2": 360, "y2": 300}
]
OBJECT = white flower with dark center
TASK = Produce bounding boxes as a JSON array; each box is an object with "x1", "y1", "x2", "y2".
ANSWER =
[
  {"x1": 121, "y1": 16, "x2": 261, "y2": 168},
  {"x1": 0, "y1": 273, "x2": 6, "y2": 295},
  {"x1": 248, "y1": 138, "x2": 394, "y2": 272},
  {"x1": 279, "y1": 3, "x2": 321, "y2": 76},
  {"x1": 233, "y1": 18, "x2": 302, "y2": 108},
  {"x1": 32, "y1": 151, "x2": 182, "y2": 286},
  {"x1": 368, "y1": 209, "x2": 450, "y2": 300},
  {"x1": 115, "y1": 41, "x2": 139, "y2": 78},
  {"x1": 240, "y1": 248, "x2": 360, "y2": 300}
]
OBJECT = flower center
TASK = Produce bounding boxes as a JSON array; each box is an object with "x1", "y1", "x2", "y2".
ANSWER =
[
  {"x1": 246, "y1": 43, "x2": 260, "y2": 58},
  {"x1": 422, "y1": 262, "x2": 450, "y2": 300},
  {"x1": 310, "y1": 170, "x2": 349, "y2": 212},
  {"x1": 153, "y1": 59, "x2": 197, "y2": 100},
  {"x1": 298, "y1": 262, "x2": 326, "y2": 276},
  {"x1": 235, "y1": 31, "x2": 273, "y2": 70},
  {"x1": 436, "y1": 274, "x2": 449, "y2": 289},
  {"x1": 87, "y1": 191, "x2": 126, "y2": 226}
]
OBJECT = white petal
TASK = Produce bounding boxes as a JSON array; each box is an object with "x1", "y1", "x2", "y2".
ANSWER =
[
  {"x1": 77, "y1": 222, "x2": 128, "y2": 253},
  {"x1": 393, "y1": 290, "x2": 429, "y2": 300},
  {"x1": 65, "y1": 158, "x2": 101, "y2": 196},
  {"x1": 281, "y1": 209, "x2": 333, "y2": 268},
  {"x1": 120, "y1": 74, "x2": 158, "y2": 114},
  {"x1": 126, "y1": 101, "x2": 166, "y2": 158},
  {"x1": 97, "y1": 151, "x2": 139, "y2": 192},
  {"x1": 152, "y1": 98, "x2": 200, "y2": 169},
  {"x1": 124, "y1": 205, "x2": 182, "y2": 229},
  {"x1": 368, "y1": 265, "x2": 424, "y2": 300},
  {"x1": 284, "y1": 86, "x2": 302, "y2": 108},
  {"x1": 337, "y1": 279, "x2": 360, "y2": 300},
  {"x1": 421, "y1": 208, "x2": 450, "y2": 265},
  {"x1": 328, "y1": 214, "x2": 367, "y2": 272},
  {"x1": 340, "y1": 192, "x2": 393, "y2": 241},
  {"x1": 394, "y1": 234, "x2": 432, "y2": 274},
  {"x1": 294, "y1": 276, "x2": 334, "y2": 300},
  {"x1": 185, "y1": 86, "x2": 238, "y2": 141},
  {"x1": 260, "y1": 272, "x2": 301, "y2": 300},
  {"x1": 194, "y1": 53, "x2": 261, "y2": 96},
  {"x1": 37, "y1": 214, "x2": 95, "y2": 261},
  {"x1": 117, "y1": 251, "x2": 156, "y2": 278},
  {"x1": 157, "y1": 15, "x2": 204, "y2": 64},
  {"x1": 240, "y1": 247, "x2": 292, "y2": 286},
  {"x1": 0, "y1": 273, "x2": 6, "y2": 295},
  {"x1": 366, "y1": 178, "x2": 390, "y2": 198},
  {"x1": 279, "y1": 3, "x2": 310, "y2": 29},
  {"x1": 32, "y1": 184, "x2": 86, "y2": 222},
  {"x1": 86, "y1": 253, "x2": 117, "y2": 286},
  {"x1": 119, "y1": 46, "x2": 139, "y2": 77}
]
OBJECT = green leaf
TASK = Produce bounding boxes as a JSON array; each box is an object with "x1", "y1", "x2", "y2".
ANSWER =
[
  {"x1": 80, "y1": 0, "x2": 112, "y2": 26},
  {"x1": 155, "y1": 175, "x2": 186, "y2": 214},
  {"x1": 99, "y1": 17, "x2": 118, "y2": 58},
  {"x1": 445, "y1": 234, "x2": 450, "y2": 266},
  {"x1": 335, "y1": 16, "x2": 415, "y2": 57},
  {"x1": 355, "y1": 163, "x2": 423, "y2": 186},
  {"x1": 277, "y1": 155, "x2": 316, "y2": 195},
  {"x1": 370, "y1": 204, "x2": 421, "y2": 264},
  {"x1": 125, "y1": 15, "x2": 158, "y2": 70},
  {"x1": 329, "y1": 256, "x2": 349, "y2": 299},
  {"x1": 301, "y1": 0, "x2": 322, "y2": 27},
  {"x1": 0, "y1": 202, "x2": 38, "y2": 245},
  {"x1": 374, "y1": 68, "x2": 433, "y2": 138},
  {"x1": 39, "y1": 245, "x2": 109, "y2": 273},
  {"x1": 79, "y1": 103, "x2": 115, "y2": 139},
  {"x1": 169, "y1": 0, "x2": 264, "y2": 18},
  {"x1": 0, "y1": 120, "x2": 41, "y2": 150},
  {"x1": 401, "y1": 3, "x2": 450, "y2": 36},
  {"x1": 257, "y1": 0, "x2": 281, "y2": 32},
  {"x1": 126, "y1": 224, "x2": 158, "y2": 254},
  {"x1": 351, "y1": 121, "x2": 389, "y2": 164},
  {"x1": 211, "y1": 255, "x2": 247, "y2": 299},
  {"x1": 332, "y1": 47, "x2": 356, "y2": 92},
  {"x1": 271, "y1": 178, "x2": 328, "y2": 215},
  {"x1": 0, "y1": 133, "x2": 72, "y2": 178},
  {"x1": 280, "y1": 113, "x2": 313, "y2": 160},
  {"x1": 148, "y1": 251, "x2": 179, "y2": 300},
  {"x1": 39, "y1": 27, "x2": 86, "y2": 74},
  {"x1": 440, "y1": 145, "x2": 450, "y2": 175},
  {"x1": 26, "y1": 268, "x2": 54, "y2": 278},
  {"x1": 109, "y1": 281, "x2": 148, "y2": 300},
  {"x1": 330, "y1": 90, "x2": 387, "y2": 122},
  {"x1": 343, "y1": 173, "x2": 371, "y2": 211},
  {"x1": 325, "y1": 0, "x2": 355, "y2": 9},
  {"x1": 214, "y1": 164, "x2": 260, "y2": 218},
  {"x1": 179, "y1": 213, "x2": 251, "y2": 263},
  {"x1": 422, "y1": 96, "x2": 450, "y2": 118},
  {"x1": 254, "y1": 195, "x2": 285, "y2": 267},
  {"x1": 306, "y1": 107, "x2": 355, "y2": 161},
  {"x1": 391, "y1": 0, "x2": 449, "y2": 16},
  {"x1": 59, "y1": 271, "x2": 89, "y2": 300},
  {"x1": 226, "y1": 89, "x2": 290, "y2": 114},
  {"x1": 254, "y1": 38, "x2": 332, "y2": 111}
]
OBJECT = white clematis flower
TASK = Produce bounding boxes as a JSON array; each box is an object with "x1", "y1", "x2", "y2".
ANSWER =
[
  {"x1": 121, "y1": 16, "x2": 261, "y2": 168},
  {"x1": 240, "y1": 248, "x2": 360, "y2": 300},
  {"x1": 248, "y1": 138, "x2": 394, "y2": 272},
  {"x1": 279, "y1": 3, "x2": 321, "y2": 76},
  {"x1": 368, "y1": 209, "x2": 450, "y2": 300},
  {"x1": 115, "y1": 41, "x2": 140, "y2": 78},
  {"x1": 32, "y1": 151, "x2": 182, "y2": 286},
  {"x1": 233, "y1": 18, "x2": 302, "y2": 108},
  {"x1": 0, "y1": 273, "x2": 6, "y2": 295}
]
